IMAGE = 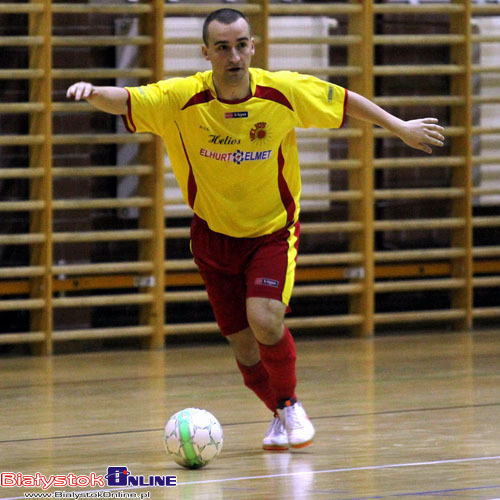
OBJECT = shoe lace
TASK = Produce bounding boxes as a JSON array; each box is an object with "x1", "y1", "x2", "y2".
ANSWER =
[
  {"x1": 285, "y1": 404, "x2": 304, "y2": 429},
  {"x1": 267, "y1": 417, "x2": 284, "y2": 436}
]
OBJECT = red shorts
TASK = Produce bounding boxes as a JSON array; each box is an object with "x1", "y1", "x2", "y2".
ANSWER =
[{"x1": 190, "y1": 215, "x2": 300, "y2": 336}]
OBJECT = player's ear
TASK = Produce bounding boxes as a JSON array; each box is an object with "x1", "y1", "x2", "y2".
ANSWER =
[
  {"x1": 250, "y1": 37, "x2": 255, "y2": 56},
  {"x1": 202, "y1": 45, "x2": 210, "y2": 61}
]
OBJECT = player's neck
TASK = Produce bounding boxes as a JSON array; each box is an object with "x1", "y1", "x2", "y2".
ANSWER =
[{"x1": 213, "y1": 76, "x2": 251, "y2": 102}]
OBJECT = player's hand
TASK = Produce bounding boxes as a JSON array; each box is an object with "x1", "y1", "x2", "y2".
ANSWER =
[
  {"x1": 66, "y1": 81, "x2": 98, "y2": 101},
  {"x1": 399, "y1": 118, "x2": 445, "y2": 154}
]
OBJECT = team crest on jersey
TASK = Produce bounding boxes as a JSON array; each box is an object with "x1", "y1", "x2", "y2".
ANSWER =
[{"x1": 250, "y1": 122, "x2": 270, "y2": 143}]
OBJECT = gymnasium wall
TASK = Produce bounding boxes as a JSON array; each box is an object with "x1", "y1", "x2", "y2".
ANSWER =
[{"x1": 0, "y1": 0, "x2": 498, "y2": 355}]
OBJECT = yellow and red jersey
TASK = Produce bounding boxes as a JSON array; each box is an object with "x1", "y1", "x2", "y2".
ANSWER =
[{"x1": 123, "y1": 67, "x2": 347, "y2": 238}]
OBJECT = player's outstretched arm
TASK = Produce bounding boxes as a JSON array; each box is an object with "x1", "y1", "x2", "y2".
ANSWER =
[
  {"x1": 345, "y1": 90, "x2": 444, "y2": 154},
  {"x1": 66, "y1": 81, "x2": 128, "y2": 115}
]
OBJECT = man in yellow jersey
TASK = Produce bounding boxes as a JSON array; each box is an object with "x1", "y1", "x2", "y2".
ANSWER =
[{"x1": 67, "y1": 8, "x2": 444, "y2": 451}]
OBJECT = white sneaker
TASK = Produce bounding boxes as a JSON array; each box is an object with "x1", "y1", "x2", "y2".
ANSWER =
[
  {"x1": 277, "y1": 399, "x2": 315, "y2": 449},
  {"x1": 262, "y1": 414, "x2": 289, "y2": 451}
]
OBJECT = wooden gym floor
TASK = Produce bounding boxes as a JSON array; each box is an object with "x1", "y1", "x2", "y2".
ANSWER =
[{"x1": 1, "y1": 329, "x2": 499, "y2": 499}]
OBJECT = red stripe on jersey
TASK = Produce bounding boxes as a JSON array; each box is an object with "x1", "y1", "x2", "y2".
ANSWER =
[
  {"x1": 254, "y1": 85, "x2": 294, "y2": 111},
  {"x1": 277, "y1": 145, "x2": 296, "y2": 226},
  {"x1": 181, "y1": 89, "x2": 214, "y2": 110},
  {"x1": 340, "y1": 88, "x2": 349, "y2": 128},
  {"x1": 175, "y1": 124, "x2": 197, "y2": 208},
  {"x1": 121, "y1": 88, "x2": 136, "y2": 133}
]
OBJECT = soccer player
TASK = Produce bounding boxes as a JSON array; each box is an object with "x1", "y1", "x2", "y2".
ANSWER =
[{"x1": 66, "y1": 8, "x2": 444, "y2": 451}]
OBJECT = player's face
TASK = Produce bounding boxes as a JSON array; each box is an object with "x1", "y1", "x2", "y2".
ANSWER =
[{"x1": 202, "y1": 18, "x2": 255, "y2": 90}]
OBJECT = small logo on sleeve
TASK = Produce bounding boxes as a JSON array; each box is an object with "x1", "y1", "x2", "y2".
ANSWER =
[{"x1": 255, "y1": 278, "x2": 279, "y2": 288}]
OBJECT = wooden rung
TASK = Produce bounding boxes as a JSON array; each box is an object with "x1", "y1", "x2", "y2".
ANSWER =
[
  {"x1": 0, "y1": 168, "x2": 44, "y2": 179},
  {"x1": 471, "y1": 5, "x2": 500, "y2": 15},
  {"x1": 473, "y1": 246, "x2": 500, "y2": 258},
  {"x1": 376, "y1": 126, "x2": 466, "y2": 140},
  {"x1": 0, "y1": 201, "x2": 45, "y2": 211},
  {"x1": 0, "y1": 332, "x2": 45, "y2": 345},
  {"x1": 51, "y1": 4, "x2": 152, "y2": 14},
  {"x1": 301, "y1": 190, "x2": 362, "y2": 202},
  {"x1": 472, "y1": 276, "x2": 500, "y2": 288},
  {"x1": 165, "y1": 259, "x2": 197, "y2": 271},
  {"x1": 0, "y1": 299, "x2": 44, "y2": 311},
  {"x1": 164, "y1": 314, "x2": 364, "y2": 336},
  {"x1": 164, "y1": 321, "x2": 219, "y2": 335},
  {"x1": 270, "y1": 35, "x2": 361, "y2": 46},
  {"x1": 0, "y1": 36, "x2": 43, "y2": 47},
  {"x1": 164, "y1": 227, "x2": 190, "y2": 239},
  {"x1": 285, "y1": 160, "x2": 363, "y2": 171},
  {"x1": 373, "y1": 96, "x2": 465, "y2": 107},
  {"x1": 53, "y1": 293, "x2": 153, "y2": 308},
  {"x1": 51, "y1": 36, "x2": 152, "y2": 47},
  {"x1": 374, "y1": 188, "x2": 464, "y2": 200},
  {"x1": 52, "y1": 326, "x2": 152, "y2": 342},
  {"x1": 374, "y1": 309, "x2": 466, "y2": 324},
  {"x1": 165, "y1": 290, "x2": 208, "y2": 302},
  {"x1": 473, "y1": 307, "x2": 500, "y2": 319},
  {"x1": 53, "y1": 230, "x2": 152, "y2": 243},
  {"x1": 472, "y1": 96, "x2": 500, "y2": 105},
  {"x1": 164, "y1": 3, "x2": 261, "y2": 15},
  {"x1": 0, "y1": 4, "x2": 44, "y2": 13},
  {"x1": 286, "y1": 314, "x2": 364, "y2": 328},
  {"x1": 472, "y1": 126, "x2": 500, "y2": 135},
  {"x1": 298, "y1": 129, "x2": 362, "y2": 139},
  {"x1": 375, "y1": 218, "x2": 465, "y2": 231},
  {"x1": 270, "y1": 66, "x2": 363, "y2": 77},
  {"x1": 473, "y1": 216, "x2": 500, "y2": 228},
  {"x1": 374, "y1": 65, "x2": 464, "y2": 76},
  {"x1": 53, "y1": 166, "x2": 153, "y2": 177},
  {"x1": 0, "y1": 266, "x2": 44, "y2": 278},
  {"x1": 292, "y1": 284, "x2": 364, "y2": 296},
  {"x1": 472, "y1": 155, "x2": 500, "y2": 165},
  {"x1": 301, "y1": 221, "x2": 364, "y2": 234},
  {"x1": 374, "y1": 34, "x2": 465, "y2": 46},
  {"x1": 472, "y1": 64, "x2": 500, "y2": 75},
  {"x1": 374, "y1": 4, "x2": 464, "y2": 14},
  {"x1": 51, "y1": 68, "x2": 153, "y2": 79},
  {"x1": 0, "y1": 135, "x2": 45, "y2": 146},
  {"x1": 0, "y1": 69, "x2": 44, "y2": 79},
  {"x1": 471, "y1": 35, "x2": 500, "y2": 44},
  {"x1": 52, "y1": 197, "x2": 152, "y2": 211},
  {"x1": 0, "y1": 234, "x2": 45, "y2": 245},
  {"x1": 374, "y1": 156, "x2": 465, "y2": 169},
  {"x1": 52, "y1": 102, "x2": 95, "y2": 113},
  {"x1": 298, "y1": 252, "x2": 363, "y2": 265},
  {"x1": 0, "y1": 103, "x2": 44, "y2": 113},
  {"x1": 375, "y1": 248, "x2": 465, "y2": 262},
  {"x1": 268, "y1": 4, "x2": 362, "y2": 15},
  {"x1": 53, "y1": 262, "x2": 153, "y2": 276},
  {"x1": 473, "y1": 188, "x2": 500, "y2": 196},
  {"x1": 53, "y1": 134, "x2": 152, "y2": 145},
  {"x1": 375, "y1": 278, "x2": 465, "y2": 293}
]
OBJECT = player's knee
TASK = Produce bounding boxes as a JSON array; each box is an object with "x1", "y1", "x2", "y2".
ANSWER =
[{"x1": 246, "y1": 298, "x2": 285, "y2": 345}]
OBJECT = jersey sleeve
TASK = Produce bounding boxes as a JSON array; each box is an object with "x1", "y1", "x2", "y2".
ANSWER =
[
  {"x1": 122, "y1": 80, "x2": 177, "y2": 136},
  {"x1": 287, "y1": 72, "x2": 347, "y2": 129}
]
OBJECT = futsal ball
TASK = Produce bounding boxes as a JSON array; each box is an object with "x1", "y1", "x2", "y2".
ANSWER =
[{"x1": 164, "y1": 408, "x2": 224, "y2": 469}]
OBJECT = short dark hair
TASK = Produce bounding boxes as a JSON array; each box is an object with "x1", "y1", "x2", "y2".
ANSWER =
[{"x1": 202, "y1": 8, "x2": 251, "y2": 46}]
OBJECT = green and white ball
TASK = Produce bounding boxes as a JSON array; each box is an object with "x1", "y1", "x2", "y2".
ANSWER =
[{"x1": 164, "y1": 408, "x2": 224, "y2": 469}]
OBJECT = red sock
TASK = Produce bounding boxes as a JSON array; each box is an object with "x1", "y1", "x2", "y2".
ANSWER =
[
  {"x1": 258, "y1": 327, "x2": 297, "y2": 403},
  {"x1": 236, "y1": 360, "x2": 277, "y2": 413}
]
